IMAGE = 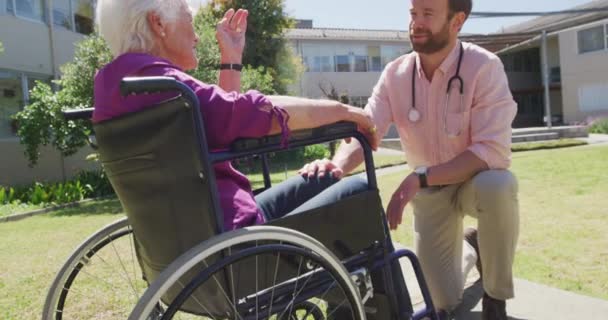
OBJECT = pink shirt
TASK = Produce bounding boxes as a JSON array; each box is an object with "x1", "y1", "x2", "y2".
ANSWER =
[{"x1": 366, "y1": 41, "x2": 517, "y2": 170}]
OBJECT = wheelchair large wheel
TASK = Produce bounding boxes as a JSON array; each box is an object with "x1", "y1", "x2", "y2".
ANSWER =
[
  {"x1": 42, "y1": 217, "x2": 147, "y2": 319},
  {"x1": 129, "y1": 226, "x2": 366, "y2": 320}
]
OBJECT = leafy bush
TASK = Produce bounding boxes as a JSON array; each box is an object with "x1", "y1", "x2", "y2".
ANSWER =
[
  {"x1": 0, "y1": 171, "x2": 113, "y2": 206},
  {"x1": 303, "y1": 144, "x2": 331, "y2": 161},
  {"x1": 589, "y1": 118, "x2": 608, "y2": 134}
]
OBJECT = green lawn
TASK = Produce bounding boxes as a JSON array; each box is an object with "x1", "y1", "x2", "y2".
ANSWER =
[
  {"x1": 1, "y1": 145, "x2": 606, "y2": 319},
  {"x1": 247, "y1": 153, "x2": 407, "y2": 189},
  {"x1": 0, "y1": 203, "x2": 44, "y2": 218},
  {"x1": 386, "y1": 144, "x2": 608, "y2": 301}
]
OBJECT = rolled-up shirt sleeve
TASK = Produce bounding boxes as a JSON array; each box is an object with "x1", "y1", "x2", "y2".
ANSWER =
[
  {"x1": 364, "y1": 62, "x2": 395, "y2": 147},
  {"x1": 468, "y1": 57, "x2": 517, "y2": 169},
  {"x1": 195, "y1": 84, "x2": 290, "y2": 149}
]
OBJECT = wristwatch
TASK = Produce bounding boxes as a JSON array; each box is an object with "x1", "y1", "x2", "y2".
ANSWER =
[
  {"x1": 414, "y1": 166, "x2": 429, "y2": 188},
  {"x1": 219, "y1": 63, "x2": 243, "y2": 71}
]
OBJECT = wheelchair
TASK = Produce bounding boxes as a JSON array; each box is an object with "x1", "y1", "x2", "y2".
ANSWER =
[{"x1": 42, "y1": 77, "x2": 439, "y2": 320}]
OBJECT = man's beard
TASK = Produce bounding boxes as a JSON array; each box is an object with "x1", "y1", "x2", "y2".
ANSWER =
[{"x1": 410, "y1": 20, "x2": 451, "y2": 54}]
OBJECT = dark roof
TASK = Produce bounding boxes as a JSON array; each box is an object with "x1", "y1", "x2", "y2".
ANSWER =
[{"x1": 500, "y1": 0, "x2": 608, "y2": 34}]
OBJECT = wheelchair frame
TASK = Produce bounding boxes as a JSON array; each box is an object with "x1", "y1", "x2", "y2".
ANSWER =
[{"x1": 43, "y1": 77, "x2": 439, "y2": 320}]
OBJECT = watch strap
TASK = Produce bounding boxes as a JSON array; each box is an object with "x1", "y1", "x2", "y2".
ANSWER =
[{"x1": 219, "y1": 63, "x2": 243, "y2": 71}]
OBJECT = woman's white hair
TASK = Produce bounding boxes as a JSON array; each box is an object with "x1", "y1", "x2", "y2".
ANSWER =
[{"x1": 96, "y1": 0, "x2": 190, "y2": 56}]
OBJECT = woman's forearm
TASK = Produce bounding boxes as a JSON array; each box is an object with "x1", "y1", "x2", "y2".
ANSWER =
[
  {"x1": 218, "y1": 69, "x2": 241, "y2": 93},
  {"x1": 266, "y1": 96, "x2": 357, "y2": 134}
]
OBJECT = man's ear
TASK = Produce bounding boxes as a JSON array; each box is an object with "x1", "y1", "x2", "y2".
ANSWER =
[
  {"x1": 451, "y1": 12, "x2": 467, "y2": 32},
  {"x1": 147, "y1": 11, "x2": 165, "y2": 37}
]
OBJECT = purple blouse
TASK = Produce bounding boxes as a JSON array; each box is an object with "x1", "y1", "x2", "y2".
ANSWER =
[{"x1": 92, "y1": 53, "x2": 290, "y2": 231}]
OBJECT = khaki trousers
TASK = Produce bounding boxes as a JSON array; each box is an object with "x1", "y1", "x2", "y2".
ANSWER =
[{"x1": 411, "y1": 170, "x2": 520, "y2": 311}]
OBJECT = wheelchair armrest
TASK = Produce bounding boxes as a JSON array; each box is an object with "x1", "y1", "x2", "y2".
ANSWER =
[
  {"x1": 230, "y1": 121, "x2": 357, "y2": 152},
  {"x1": 211, "y1": 121, "x2": 377, "y2": 190},
  {"x1": 62, "y1": 108, "x2": 94, "y2": 121}
]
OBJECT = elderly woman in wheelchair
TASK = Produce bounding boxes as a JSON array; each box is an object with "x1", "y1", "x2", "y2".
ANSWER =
[{"x1": 42, "y1": 0, "x2": 441, "y2": 319}]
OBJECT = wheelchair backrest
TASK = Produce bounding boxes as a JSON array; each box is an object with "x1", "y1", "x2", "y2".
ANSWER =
[{"x1": 94, "y1": 96, "x2": 222, "y2": 283}]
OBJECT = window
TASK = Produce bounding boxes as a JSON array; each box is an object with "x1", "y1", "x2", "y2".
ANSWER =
[
  {"x1": 501, "y1": 54, "x2": 513, "y2": 72},
  {"x1": 0, "y1": 71, "x2": 51, "y2": 137},
  {"x1": 513, "y1": 55, "x2": 523, "y2": 72},
  {"x1": 5, "y1": 0, "x2": 14, "y2": 14},
  {"x1": 381, "y1": 45, "x2": 408, "y2": 68},
  {"x1": 335, "y1": 55, "x2": 351, "y2": 72},
  {"x1": 523, "y1": 49, "x2": 541, "y2": 73},
  {"x1": 578, "y1": 25, "x2": 606, "y2": 54},
  {"x1": 579, "y1": 83, "x2": 608, "y2": 112},
  {"x1": 319, "y1": 56, "x2": 332, "y2": 72},
  {"x1": 302, "y1": 44, "x2": 334, "y2": 73},
  {"x1": 73, "y1": 0, "x2": 94, "y2": 34},
  {"x1": 550, "y1": 67, "x2": 561, "y2": 83},
  {"x1": 15, "y1": 0, "x2": 46, "y2": 21},
  {"x1": 53, "y1": 0, "x2": 73, "y2": 29},
  {"x1": 353, "y1": 55, "x2": 368, "y2": 72},
  {"x1": 368, "y1": 46, "x2": 382, "y2": 72},
  {"x1": 370, "y1": 57, "x2": 382, "y2": 72},
  {"x1": 0, "y1": 70, "x2": 24, "y2": 138},
  {"x1": 309, "y1": 56, "x2": 332, "y2": 72}
]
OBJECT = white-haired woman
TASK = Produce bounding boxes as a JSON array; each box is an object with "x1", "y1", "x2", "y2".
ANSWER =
[{"x1": 93, "y1": 0, "x2": 376, "y2": 231}]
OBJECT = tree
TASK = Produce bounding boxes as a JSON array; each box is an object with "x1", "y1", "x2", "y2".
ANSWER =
[
  {"x1": 191, "y1": 9, "x2": 276, "y2": 94},
  {"x1": 15, "y1": 17, "x2": 278, "y2": 166},
  {"x1": 0, "y1": 41, "x2": 4, "y2": 54},
  {"x1": 201, "y1": 0, "x2": 303, "y2": 94}
]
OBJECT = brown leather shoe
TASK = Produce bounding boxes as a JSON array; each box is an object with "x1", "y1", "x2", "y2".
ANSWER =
[
  {"x1": 436, "y1": 309, "x2": 451, "y2": 320},
  {"x1": 482, "y1": 293, "x2": 507, "y2": 320},
  {"x1": 464, "y1": 227, "x2": 482, "y2": 278}
]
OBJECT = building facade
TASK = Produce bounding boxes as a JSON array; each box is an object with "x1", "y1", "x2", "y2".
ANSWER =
[
  {"x1": 286, "y1": 23, "x2": 411, "y2": 107},
  {"x1": 496, "y1": 0, "x2": 608, "y2": 126},
  {"x1": 0, "y1": 0, "x2": 97, "y2": 186}
]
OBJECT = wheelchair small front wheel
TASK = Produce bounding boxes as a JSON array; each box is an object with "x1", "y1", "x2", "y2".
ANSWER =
[{"x1": 129, "y1": 226, "x2": 366, "y2": 320}]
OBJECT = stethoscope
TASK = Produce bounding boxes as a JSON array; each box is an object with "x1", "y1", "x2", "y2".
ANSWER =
[{"x1": 409, "y1": 43, "x2": 465, "y2": 137}]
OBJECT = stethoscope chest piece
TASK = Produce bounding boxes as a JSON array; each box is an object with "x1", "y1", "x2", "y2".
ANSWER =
[{"x1": 408, "y1": 108, "x2": 421, "y2": 122}]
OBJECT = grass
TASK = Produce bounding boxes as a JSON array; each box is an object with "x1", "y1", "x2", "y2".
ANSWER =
[
  {"x1": 387, "y1": 144, "x2": 608, "y2": 301},
  {"x1": 0, "y1": 203, "x2": 44, "y2": 218},
  {"x1": 1, "y1": 145, "x2": 607, "y2": 318},
  {"x1": 0, "y1": 199, "x2": 124, "y2": 320},
  {"x1": 247, "y1": 153, "x2": 407, "y2": 189},
  {"x1": 511, "y1": 138, "x2": 587, "y2": 152}
]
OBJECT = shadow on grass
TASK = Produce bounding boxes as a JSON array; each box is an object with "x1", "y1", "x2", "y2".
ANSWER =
[{"x1": 48, "y1": 198, "x2": 124, "y2": 218}]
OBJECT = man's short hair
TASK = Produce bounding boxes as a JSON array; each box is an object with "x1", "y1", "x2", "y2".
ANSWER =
[{"x1": 449, "y1": 0, "x2": 473, "y2": 18}]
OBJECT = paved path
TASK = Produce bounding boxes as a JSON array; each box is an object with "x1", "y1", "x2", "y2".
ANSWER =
[
  {"x1": 394, "y1": 242, "x2": 608, "y2": 319},
  {"x1": 579, "y1": 133, "x2": 608, "y2": 146}
]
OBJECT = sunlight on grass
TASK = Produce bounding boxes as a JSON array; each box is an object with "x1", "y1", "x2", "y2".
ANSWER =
[
  {"x1": 1, "y1": 145, "x2": 606, "y2": 318},
  {"x1": 388, "y1": 145, "x2": 608, "y2": 300}
]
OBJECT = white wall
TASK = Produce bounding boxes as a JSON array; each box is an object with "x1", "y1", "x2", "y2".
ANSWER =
[
  {"x1": 0, "y1": 15, "x2": 53, "y2": 74},
  {"x1": 559, "y1": 20, "x2": 608, "y2": 123}
]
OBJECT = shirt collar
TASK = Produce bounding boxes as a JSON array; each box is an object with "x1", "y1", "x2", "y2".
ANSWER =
[{"x1": 437, "y1": 40, "x2": 462, "y2": 75}]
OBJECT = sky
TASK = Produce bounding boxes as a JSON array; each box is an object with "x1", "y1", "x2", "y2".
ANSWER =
[{"x1": 188, "y1": 0, "x2": 594, "y2": 34}]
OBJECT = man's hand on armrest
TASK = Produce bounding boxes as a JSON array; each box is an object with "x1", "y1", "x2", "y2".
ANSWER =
[{"x1": 299, "y1": 137, "x2": 366, "y2": 179}]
